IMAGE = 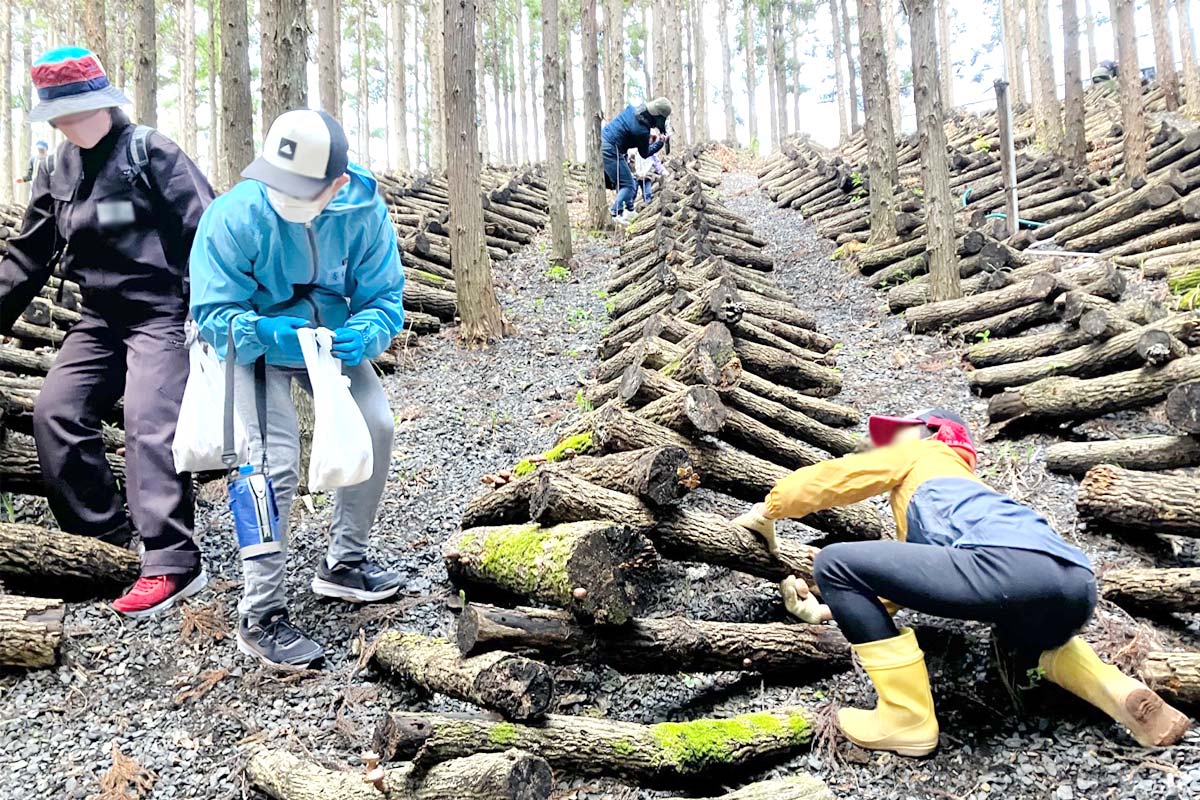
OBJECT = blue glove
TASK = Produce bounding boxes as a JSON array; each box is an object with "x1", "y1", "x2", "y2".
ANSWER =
[
  {"x1": 330, "y1": 327, "x2": 366, "y2": 367},
  {"x1": 254, "y1": 316, "x2": 310, "y2": 362}
]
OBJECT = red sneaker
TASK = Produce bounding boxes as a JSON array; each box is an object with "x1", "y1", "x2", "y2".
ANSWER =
[{"x1": 112, "y1": 569, "x2": 209, "y2": 618}]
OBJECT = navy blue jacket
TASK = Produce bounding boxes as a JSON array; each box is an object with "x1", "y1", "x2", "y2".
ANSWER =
[{"x1": 602, "y1": 104, "x2": 666, "y2": 160}]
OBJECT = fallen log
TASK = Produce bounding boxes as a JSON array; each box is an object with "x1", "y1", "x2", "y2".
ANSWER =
[
  {"x1": 0, "y1": 345, "x2": 55, "y2": 376},
  {"x1": 1045, "y1": 436, "x2": 1200, "y2": 476},
  {"x1": 1141, "y1": 651, "x2": 1200, "y2": 705},
  {"x1": 1101, "y1": 567, "x2": 1200, "y2": 613},
  {"x1": 1078, "y1": 464, "x2": 1200, "y2": 536},
  {"x1": 373, "y1": 632, "x2": 554, "y2": 721},
  {"x1": 245, "y1": 746, "x2": 553, "y2": 800},
  {"x1": 0, "y1": 522, "x2": 139, "y2": 595},
  {"x1": 0, "y1": 441, "x2": 125, "y2": 496},
  {"x1": 1167, "y1": 383, "x2": 1200, "y2": 434},
  {"x1": 443, "y1": 521, "x2": 636, "y2": 624},
  {"x1": 456, "y1": 603, "x2": 851, "y2": 674},
  {"x1": 905, "y1": 274, "x2": 1062, "y2": 334},
  {"x1": 988, "y1": 356, "x2": 1200, "y2": 429},
  {"x1": 372, "y1": 708, "x2": 813, "y2": 783},
  {"x1": 0, "y1": 595, "x2": 65, "y2": 669}
]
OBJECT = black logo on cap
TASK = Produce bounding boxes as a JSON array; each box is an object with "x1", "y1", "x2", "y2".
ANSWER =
[{"x1": 277, "y1": 138, "x2": 298, "y2": 160}]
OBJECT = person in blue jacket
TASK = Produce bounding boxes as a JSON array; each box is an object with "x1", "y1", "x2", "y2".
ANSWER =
[
  {"x1": 602, "y1": 97, "x2": 671, "y2": 223},
  {"x1": 189, "y1": 109, "x2": 405, "y2": 670}
]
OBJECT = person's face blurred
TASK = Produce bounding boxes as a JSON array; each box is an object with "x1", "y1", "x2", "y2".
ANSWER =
[
  {"x1": 51, "y1": 109, "x2": 113, "y2": 149},
  {"x1": 889, "y1": 424, "x2": 926, "y2": 446}
]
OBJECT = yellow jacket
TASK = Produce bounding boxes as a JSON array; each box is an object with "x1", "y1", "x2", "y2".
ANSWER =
[{"x1": 764, "y1": 438, "x2": 1091, "y2": 569}]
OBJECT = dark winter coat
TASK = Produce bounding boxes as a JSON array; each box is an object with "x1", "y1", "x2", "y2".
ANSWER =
[
  {"x1": 0, "y1": 110, "x2": 214, "y2": 330},
  {"x1": 601, "y1": 104, "x2": 667, "y2": 161}
]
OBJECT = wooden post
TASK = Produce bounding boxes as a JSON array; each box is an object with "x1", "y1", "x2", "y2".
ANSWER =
[{"x1": 994, "y1": 78, "x2": 1019, "y2": 237}]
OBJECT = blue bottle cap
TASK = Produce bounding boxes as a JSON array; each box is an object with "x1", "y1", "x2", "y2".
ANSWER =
[{"x1": 238, "y1": 465, "x2": 255, "y2": 475}]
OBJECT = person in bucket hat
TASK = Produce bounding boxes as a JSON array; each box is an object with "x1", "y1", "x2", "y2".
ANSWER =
[
  {"x1": 732, "y1": 407, "x2": 1189, "y2": 756},
  {"x1": 0, "y1": 46, "x2": 215, "y2": 617},
  {"x1": 189, "y1": 109, "x2": 405, "y2": 670}
]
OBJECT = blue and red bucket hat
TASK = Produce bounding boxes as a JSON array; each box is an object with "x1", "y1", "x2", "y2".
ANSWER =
[
  {"x1": 29, "y1": 47, "x2": 129, "y2": 123},
  {"x1": 868, "y1": 407, "x2": 978, "y2": 467}
]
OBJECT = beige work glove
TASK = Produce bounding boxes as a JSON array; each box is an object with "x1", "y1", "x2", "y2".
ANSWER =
[
  {"x1": 780, "y1": 575, "x2": 831, "y2": 624},
  {"x1": 732, "y1": 503, "x2": 778, "y2": 556}
]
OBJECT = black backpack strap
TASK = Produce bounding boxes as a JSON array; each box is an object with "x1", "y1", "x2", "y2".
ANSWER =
[
  {"x1": 127, "y1": 125, "x2": 189, "y2": 300},
  {"x1": 129, "y1": 125, "x2": 153, "y2": 190}
]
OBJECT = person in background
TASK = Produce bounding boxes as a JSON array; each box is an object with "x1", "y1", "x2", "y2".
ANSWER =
[
  {"x1": 632, "y1": 135, "x2": 666, "y2": 207},
  {"x1": 14, "y1": 140, "x2": 55, "y2": 196},
  {"x1": 0, "y1": 47, "x2": 214, "y2": 616},
  {"x1": 733, "y1": 407, "x2": 1190, "y2": 756},
  {"x1": 601, "y1": 97, "x2": 670, "y2": 224},
  {"x1": 189, "y1": 109, "x2": 405, "y2": 670}
]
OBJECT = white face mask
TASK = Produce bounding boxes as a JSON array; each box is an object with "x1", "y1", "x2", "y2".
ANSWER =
[
  {"x1": 54, "y1": 110, "x2": 113, "y2": 149},
  {"x1": 266, "y1": 187, "x2": 329, "y2": 224}
]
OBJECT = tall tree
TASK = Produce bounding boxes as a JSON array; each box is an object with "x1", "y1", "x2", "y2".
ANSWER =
[
  {"x1": 491, "y1": 3, "x2": 507, "y2": 161},
  {"x1": 261, "y1": 0, "x2": 309, "y2": 128},
  {"x1": 1083, "y1": 0, "x2": 1098, "y2": 74},
  {"x1": 561, "y1": 5, "x2": 577, "y2": 162},
  {"x1": 528, "y1": 3, "x2": 541, "y2": 162},
  {"x1": 883, "y1": 0, "x2": 900, "y2": 132},
  {"x1": 743, "y1": 0, "x2": 757, "y2": 147},
  {"x1": 475, "y1": 1, "x2": 489, "y2": 162},
  {"x1": 1177, "y1": 0, "x2": 1200, "y2": 116},
  {"x1": 1110, "y1": 0, "x2": 1146, "y2": 186},
  {"x1": 84, "y1": 0, "x2": 108, "y2": 66},
  {"x1": 691, "y1": 0, "x2": 707, "y2": 141},
  {"x1": 936, "y1": 0, "x2": 951, "y2": 108},
  {"x1": 841, "y1": 0, "x2": 860, "y2": 132},
  {"x1": 906, "y1": 0, "x2": 958, "y2": 301},
  {"x1": 415, "y1": 4, "x2": 425, "y2": 167},
  {"x1": 506, "y1": 16, "x2": 519, "y2": 162},
  {"x1": 603, "y1": 0, "x2": 622, "y2": 117},
  {"x1": 1062, "y1": 0, "x2": 1087, "y2": 170},
  {"x1": 430, "y1": 0, "x2": 447, "y2": 169},
  {"x1": 183, "y1": 0, "x2": 198, "y2": 154},
  {"x1": 773, "y1": 4, "x2": 787, "y2": 142},
  {"x1": 356, "y1": 0, "x2": 370, "y2": 162},
  {"x1": 208, "y1": 0, "x2": 221, "y2": 185},
  {"x1": 542, "y1": 0, "x2": 573, "y2": 265},
  {"x1": 581, "y1": 0, "x2": 609, "y2": 229},
  {"x1": 856, "y1": 0, "x2": 898, "y2": 242},
  {"x1": 444, "y1": 0, "x2": 507, "y2": 343},
  {"x1": 830, "y1": 0, "x2": 849, "y2": 143},
  {"x1": 134, "y1": 0, "x2": 157, "y2": 125},
  {"x1": 1025, "y1": 0, "x2": 1059, "y2": 152},
  {"x1": 764, "y1": 2, "x2": 778, "y2": 148},
  {"x1": 1, "y1": 0, "x2": 10, "y2": 204},
  {"x1": 1149, "y1": 0, "x2": 1179, "y2": 111},
  {"x1": 220, "y1": 0, "x2": 254, "y2": 189},
  {"x1": 719, "y1": 0, "x2": 736, "y2": 142},
  {"x1": 318, "y1": 0, "x2": 342, "y2": 114},
  {"x1": 515, "y1": 1, "x2": 530, "y2": 160},
  {"x1": 19, "y1": 4, "x2": 31, "y2": 184},
  {"x1": 1000, "y1": 0, "x2": 1026, "y2": 105},
  {"x1": 390, "y1": 0, "x2": 410, "y2": 171}
]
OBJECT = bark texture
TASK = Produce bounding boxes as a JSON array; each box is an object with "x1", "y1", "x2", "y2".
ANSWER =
[
  {"x1": 1078, "y1": 464, "x2": 1200, "y2": 536},
  {"x1": 542, "y1": 0, "x2": 573, "y2": 266},
  {"x1": 0, "y1": 595, "x2": 64, "y2": 669},
  {"x1": 220, "y1": 0, "x2": 255, "y2": 187},
  {"x1": 1111, "y1": 0, "x2": 1148, "y2": 185}
]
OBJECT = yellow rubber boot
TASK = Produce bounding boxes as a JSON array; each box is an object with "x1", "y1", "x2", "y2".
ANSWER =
[
  {"x1": 838, "y1": 628, "x2": 939, "y2": 757},
  {"x1": 1039, "y1": 637, "x2": 1190, "y2": 747}
]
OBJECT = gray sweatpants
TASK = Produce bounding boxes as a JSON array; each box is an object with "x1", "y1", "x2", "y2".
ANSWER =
[{"x1": 233, "y1": 360, "x2": 394, "y2": 625}]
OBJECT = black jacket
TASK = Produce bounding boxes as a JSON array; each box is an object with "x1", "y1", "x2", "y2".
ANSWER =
[{"x1": 0, "y1": 110, "x2": 214, "y2": 330}]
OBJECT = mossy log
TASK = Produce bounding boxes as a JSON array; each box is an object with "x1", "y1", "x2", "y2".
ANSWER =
[
  {"x1": 1101, "y1": 568, "x2": 1200, "y2": 613},
  {"x1": 456, "y1": 603, "x2": 850, "y2": 675},
  {"x1": 461, "y1": 447, "x2": 696, "y2": 529},
  {"x1": 443, "y1": 521, "x2": 636, "y2": 624},
  {"x1": 0, "y1": 595, "x2": 65, "y2": 669},
  {"x1": 1141, "y1": 651, "x2": 1200, "y2": 705},
  {"x1": 904, "y1": 274, "x2": 1063, "y2": 334},
  {"x1": 663, "y1": 777, "x2": 834, "y2": 800},
  {"x1": 245, "y1": 747, "x2": 552, "y2": 800},
  {"x1": 1045, "y1": 435, "x2": 1200, "y2": 476},
  {"x1": 0, "y1": 522, "x2": 139, "y2": 596},
  {"x1": 588, "y1": 404, "x2": 884, "y2": 541},
  {"x1": 1167, "y1": 383, "x2": 1200, "y2": 434},
  {"x1": 527, "y1": 469, "x2": 820, "y2": 579},
  {"x1": 1078, "y1": 464, "x2": 1200, "y2": 536},
  {"x1": 373, "y1": 632, "x2": 555, "y2": 721},
  {"x1": 988, "y1": 355, "x2": 1200, "y2": 430},
  {"x1": 372, "y1": 709, "x2": 813, "y2": 784},
  {"x1": 968, "y1": 315, "x2": 1199, "y2": 395}
]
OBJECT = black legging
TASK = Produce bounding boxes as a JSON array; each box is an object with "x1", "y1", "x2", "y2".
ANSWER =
[{"x1": 813, "y1": 541, "x2": 1096, "y2": 654}]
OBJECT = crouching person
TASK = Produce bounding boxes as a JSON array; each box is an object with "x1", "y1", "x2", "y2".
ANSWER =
[
  {"x1": 189, "y1": 110, "x2": 404, "y2": 669},
  {"x1": 733, "y1": 407, "x2": 1190, "y2": 755}
]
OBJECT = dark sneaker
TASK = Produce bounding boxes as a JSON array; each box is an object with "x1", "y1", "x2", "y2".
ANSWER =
[
  {"x1": 111, "y1": 567, "x2": 208, "y2": 618},
  {"x1": 311, "y1": 558, "x2": 402, "y2": 603},
  {"x1": 237, "y1": 611, "x2": 325, "y2": 670}
]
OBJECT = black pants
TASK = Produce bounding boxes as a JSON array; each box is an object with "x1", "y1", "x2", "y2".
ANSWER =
[
  {"x1": 813, "y1": 541, "x2": 1096, "y2": 654},
  {"x1": 32, "y1": 310, "x2": 198, "y2": 576}
]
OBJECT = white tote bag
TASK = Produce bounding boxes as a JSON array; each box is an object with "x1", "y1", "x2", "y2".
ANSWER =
[
  {"x1": 297, "y1": 327, "x2": 374, "y2": 492},
  {"x1": 173, "y1": 335, "x2": 249, "y2": 473}
]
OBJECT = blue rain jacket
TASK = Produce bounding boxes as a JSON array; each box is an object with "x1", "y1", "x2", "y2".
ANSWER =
[
  {"x1": 189, "y1": 162, "x2": 405, "y2": 368},
  {"x1": 602, "y1": 104, "x2": 666, "y2": 161}
]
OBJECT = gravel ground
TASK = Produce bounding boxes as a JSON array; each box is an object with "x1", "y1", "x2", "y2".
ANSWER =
[{"x1": 4, "y1": 171, "x2": 1200, "y2": 800}]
